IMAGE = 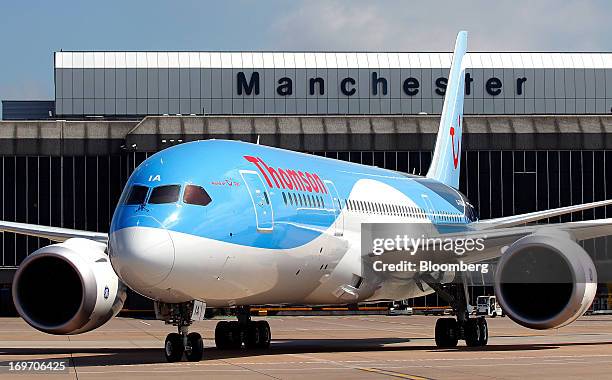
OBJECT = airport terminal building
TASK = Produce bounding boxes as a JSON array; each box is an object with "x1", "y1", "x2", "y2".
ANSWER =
[{"x1": 1, "y1": 51, "x2": 612, "y2": 314}]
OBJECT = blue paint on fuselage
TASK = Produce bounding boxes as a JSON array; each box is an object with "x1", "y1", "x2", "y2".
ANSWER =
[{"x1": 110, "y1": 140, "x2": 476, "y2": 249}]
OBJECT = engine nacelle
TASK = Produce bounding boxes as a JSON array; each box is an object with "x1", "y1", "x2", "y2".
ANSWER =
[
  {"x1": 494, "y1": 231, "x2": 597, "y2": 329},
  {"x1": 12, "y1": 238, "x2": 126, "y2": 335}
]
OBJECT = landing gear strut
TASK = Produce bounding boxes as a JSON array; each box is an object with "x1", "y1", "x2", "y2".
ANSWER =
[
  {"x1": 157, "y1": 302, "x2": 205, "y2": 362},
  {"x1": 417, "y1": 273, "x2": 488, "y2": 348},
  {"x1": 215, "y1": 307, "x2": 271, "y2": 350}
]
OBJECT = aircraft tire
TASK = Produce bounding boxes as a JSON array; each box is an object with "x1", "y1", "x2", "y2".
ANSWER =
[
  {"x1": 477, "y1": 317, "x2": 488, "y2": 346},
  {"x1": 165, "y1": 333, "x2": 184, "y2": 362},
  {"x1": 185, "y1": 332, "x2": 204, "y2": 362},
  {"x1": 226, "y1": 321, "x2": 243, "y2": 349},
  {"x1": 215, "y1": 321, "x2": 229, "y2": 349},
  {"x1": 256, "y1": 320, "x2": 271, "y2": 348},
  {"x1": 244, "y1": 321, "x2": 271, "y2": 349},
  {"x1": 215, "y1": 321, "x2": 242, "y2": 349},
  {"x1": 464, "y1": 319, "x2": 482, "y2": 347},
  {"x1": 435, "y1": 318, "x2": 458, "y2": 348},
  {"x1": 244, "y1": 322, "x2": 261, "y2": 349}
]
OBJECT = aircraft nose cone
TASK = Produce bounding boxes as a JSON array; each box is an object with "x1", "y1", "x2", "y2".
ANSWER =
[{"x1": 109, "y1": 216, "x2": 175, "y2": 289}]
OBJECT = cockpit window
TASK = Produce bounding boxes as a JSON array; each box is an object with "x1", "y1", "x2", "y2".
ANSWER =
[
  {"x1": 183, "y1": 185, "x2": 212, "y2": 206},
  {"x1": 149, "y1": 185, "x2": 181, "y2": 204},
  {"x1": 124, "y1": 185, "x2": 149, "y2": 205}
]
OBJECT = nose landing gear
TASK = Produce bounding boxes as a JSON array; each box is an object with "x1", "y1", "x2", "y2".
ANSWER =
[{"x1": 157, "y1": 302, "x2": 205, "y2": 362}]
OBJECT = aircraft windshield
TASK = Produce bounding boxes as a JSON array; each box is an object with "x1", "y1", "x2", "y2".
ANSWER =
[
  {"x1": 124, "y1": 185, "x2": 149, "y2": 205},
  {"x1": 149, "y1": 185, "x2": 181, "y2": 204},
  {"x1": 183, "y1": 185, "x2": 212, "y2": 206}
]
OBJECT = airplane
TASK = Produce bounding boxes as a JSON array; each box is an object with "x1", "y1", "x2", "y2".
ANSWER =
[{"x1": 4, "y1": 31, "x2": 610, "y2": 362}]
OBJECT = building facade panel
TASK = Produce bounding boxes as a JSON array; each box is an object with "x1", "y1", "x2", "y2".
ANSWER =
[{"x1": 53, "y1": 52, "x2": 612, "y2": 117}]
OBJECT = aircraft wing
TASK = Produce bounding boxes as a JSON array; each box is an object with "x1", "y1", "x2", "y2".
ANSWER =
[
  {"x1": 368, "y1": 201, "x2": 612, "y2": 264},
  {"x1": 451, "y1": 219, "x2": 612, "y2": 263},
  {"x1": 472, "y1": 199, "x2": 612, "y2": 229},
  {"x1": 0, "y1": 220, "x2": 108, "y2": 243},
  {"x1": 458, "y1": 201, "x2": 612, "y2": 262}
]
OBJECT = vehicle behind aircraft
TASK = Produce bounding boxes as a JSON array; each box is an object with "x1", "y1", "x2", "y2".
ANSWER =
[{"x1": 476, "y1": 296, "x2": 504, "y2": 318}]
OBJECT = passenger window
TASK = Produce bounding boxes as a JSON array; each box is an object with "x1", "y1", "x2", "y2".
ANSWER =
[
  {"x1": 125, "y1": 185, "x2": 149, "y2": 205},
  {"x1": 149, "y1": 185, "x2": 181, "y2": 204}
]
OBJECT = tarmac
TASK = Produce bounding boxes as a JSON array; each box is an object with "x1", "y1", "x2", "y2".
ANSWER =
[{"x1": 0, "y1": 314, "x2": 611, "y2": 379}]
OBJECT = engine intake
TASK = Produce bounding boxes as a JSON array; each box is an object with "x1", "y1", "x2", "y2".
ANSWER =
[
  {"x1": 494, "y1": 231, "x2": 597, "y2": 329},
  {"x1": 12, "y1": 238, "x2": 126, "y2": 335}
]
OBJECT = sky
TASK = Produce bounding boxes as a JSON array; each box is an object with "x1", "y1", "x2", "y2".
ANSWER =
[{"x1": 0, "y1": 0, "x2": 611, "y2": 114}]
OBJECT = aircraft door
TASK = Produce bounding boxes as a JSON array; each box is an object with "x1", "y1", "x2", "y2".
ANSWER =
[
  {"x1": 324, "y1": 180, "x2": 344, "y2": 236},
  {"x1": 240, "y1": 170, "x2": 274, "y2": 232}
]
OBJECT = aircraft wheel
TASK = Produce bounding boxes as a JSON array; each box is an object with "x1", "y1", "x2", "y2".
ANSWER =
[
  {"x1": 215, "y1": 321, "x2": 229, "y2": 349},
  {"x1": 244, "y1": 320, "x2": 271, "y2": 349},
  {"x1": 244, "y1": 322, "x2": 261, "y2": 349},
  {"x1": 227, "y1": 321, "x2": 243, "y2": 349},
  {"x1": 215, "y1": 321, "x2": 242, "y2": 349},
  {"x1": 464, "y1": 319, "x2": 482, "y2": 347},
  {"x1": 185, "y1": 332, "x2": 204, "y2": 362},
  {"x1": 435, "y1": 318, "x2": 458, "y2": 348},
  {"x1": 165, "y1": 333, "x2": 184, "y2": 362},
  {"x1": 256, "y1": 320, "x2": 271, "y2": 348},
  {"x1": 477, "y1": 317, "x2": 488, "y2": 346}
]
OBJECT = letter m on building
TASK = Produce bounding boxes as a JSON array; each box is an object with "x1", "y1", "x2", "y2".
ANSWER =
[{"x1": 237, "y1": 72, "x2": 260, "y2": 95}]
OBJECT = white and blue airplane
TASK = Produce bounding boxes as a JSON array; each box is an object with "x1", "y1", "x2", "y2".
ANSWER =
[{"x1": 4, "y1": 32, "x2": 611, "y2": 362}]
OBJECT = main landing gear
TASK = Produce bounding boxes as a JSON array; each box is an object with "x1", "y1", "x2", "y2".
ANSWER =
[
  {"x1": 416, "y1": 273, "x2": 488, "y2": 348},
  {"x1": 215, "y1": 307, "x2": 271, "y2": 350},
  {"x1": 157, "y1": 302, "x2": 204, "y2": 362}
]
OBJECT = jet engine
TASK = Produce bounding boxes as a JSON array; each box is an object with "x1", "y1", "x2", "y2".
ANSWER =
[
  {"x1": 494, "y1": 231, "x2": 597, "y2": 329},
  {"x1": 12, "y1": 238, "x2": 126, "y2": 335}
]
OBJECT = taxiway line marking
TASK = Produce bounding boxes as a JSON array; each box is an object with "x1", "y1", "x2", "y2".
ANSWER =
[{"x1": 356, "y1": 367, "x2": 433, "y2": 380}]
